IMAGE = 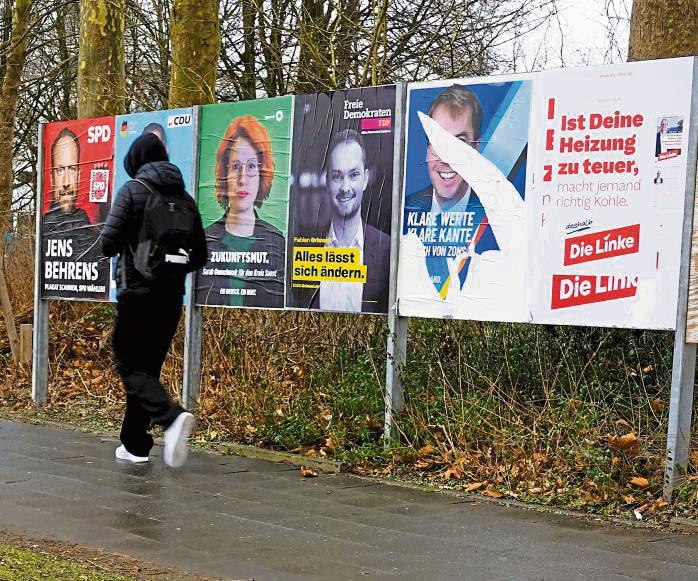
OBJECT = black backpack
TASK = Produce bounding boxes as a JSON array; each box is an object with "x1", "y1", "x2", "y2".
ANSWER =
[{"x1": 131, "y1": 178, "x2": 203, "y2": 281}]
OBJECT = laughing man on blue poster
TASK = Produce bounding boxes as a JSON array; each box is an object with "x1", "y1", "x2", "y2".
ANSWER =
[{"x1": 398, "y1": 78, "x2": 532, "y2": 322}]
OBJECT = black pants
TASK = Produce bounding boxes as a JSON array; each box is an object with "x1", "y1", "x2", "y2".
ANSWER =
[{"x1": 112, "y1": 291, "x2": 185, "y2": 457}]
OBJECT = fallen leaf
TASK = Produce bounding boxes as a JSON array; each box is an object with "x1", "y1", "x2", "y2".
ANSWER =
[
  {"x1": 275, "y1": 408, "x2": 284, "y2": 417},
  {"x1": 528, "y1": 487, "x2": 542, "y2": 494},
  {"x1": 650, "y1": 399, "x2": 665, "y2": 413},
  {"x1": 532, "y1": 452, "x2": 548, "y2": 465},
  {"x1": 300, "y1": 466, "x2": 317, "y2": 478},
  {"x1": 654, "y1": 498, "x2": 669, "y2": 510},
  {"x1": 612, "y1": 456, "x2": 622, "y2": 467},
  {"x1": 444, "y1": 467, "x2": 462, "y2": 480},
  {"x1": 622, "y1": 495, "x2": 636, "y2": 504},
  {"x1": 633, "y1": 509, "x2": 643, "y2": 521},
  {"x1": 637, "y1": 502, "x2": 650, "y2": 514},
  {"x1": 417, "y1": 444, "x2": 434, "y2": 458},
  {"x1": 609, "y1": 433, "x2": 639, "y2": 451},
  {"x1": 642, "y1": 365, "x2": 654, "y2": 374},
  {"x1": 466, "y1": 482, "x2": 484, "y2": 492},
  {"x1": 324, "y1": 437, "x2": 336, "y2": 452},
  {"x1": 628, "y1": 476, "x2": 649, "y2": 489},
  {"x1": 615, "y1": 419, "x2": 632, "y2": 429},
  {"x1": 482, "y1": 489, "x2": 504, "y2": 498}
]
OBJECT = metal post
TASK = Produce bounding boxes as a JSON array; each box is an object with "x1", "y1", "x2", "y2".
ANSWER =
[
  {"x1": 664, "y1": 57, "x2": 698, "y2": 501},
  {"x1": 384, "y1": 82, "x2": 408, "y2": 444},
  {"x1": 182, "y1": 106, "x2": 203, "y2": 412},
  {"x1": 32, "y1": 123, "x2": 49, "y2": 406},
  {"x1": 183, "y1": 285, "x2": 203, "y2": 412}
]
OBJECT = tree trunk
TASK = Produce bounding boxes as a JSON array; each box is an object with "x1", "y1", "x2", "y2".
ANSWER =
[
  {"x1": 240, "y1": 0, "x2": 256, "y2": 100},
  {"x1": 77, "y1": 0, "x2": 126, "y2": 118},
  {"x1": 628, "y1": 0, "x2": 698, "y2": 61},
  {"x1": 168, "y1": 0, "x2": 220, "y2": 107},
  {"x1": 0, "y1": 0, "x2": 32, "y2": 361}
]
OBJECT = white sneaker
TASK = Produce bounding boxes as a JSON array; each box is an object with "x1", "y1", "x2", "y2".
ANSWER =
[
  {"x1": 115, "y1": 444, "x2": 149, "y2": 463},
  {"x1": 163, "y1": 412, "x2": 195, "y2": 468}
]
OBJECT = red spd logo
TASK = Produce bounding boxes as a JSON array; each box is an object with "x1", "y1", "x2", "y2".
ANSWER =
[
  {"x1": 89, "y1": 168, "x2": 110, "y2": 203},
  {"x1": 551, "y1": 274, "x2": 638, "y2": 309},
  {"x1": 564, "y1": 225, "x2": 640, "y2": 266}
]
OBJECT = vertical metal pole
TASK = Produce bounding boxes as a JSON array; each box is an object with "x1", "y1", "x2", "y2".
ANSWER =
[
  {"x1": 182, "y1": 106, "x2": 203, "y2": 412},
  {"x1": 32, "y1": 123, "x2": 49, "y2": 406},
  {"x1": 664, "y1": 57, "x2": 698, "y2": 501},
  {"x1": 183, "y1": 280, "x2": 203, "y2": 412},
  {"x1": 384, "y1": 82, "x2": 408, "y2": 444}
]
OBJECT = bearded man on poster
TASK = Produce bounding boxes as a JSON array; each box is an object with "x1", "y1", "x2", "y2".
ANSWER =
[{"x1": 44, "y1": 128, "x2": 101, "y2": 262}]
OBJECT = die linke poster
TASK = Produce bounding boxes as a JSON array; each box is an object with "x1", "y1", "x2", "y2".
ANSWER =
[
  {"x1": 41, "y1": 117, "x2": 114, "y2": 301},
  {"x1": 529, "y1": 57, "x2": 694, "y2": 329}
]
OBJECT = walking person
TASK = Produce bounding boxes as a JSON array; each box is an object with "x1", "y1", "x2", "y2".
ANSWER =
[{"x1": 101, "y1": 132, "x2": 207, "y2": 467}]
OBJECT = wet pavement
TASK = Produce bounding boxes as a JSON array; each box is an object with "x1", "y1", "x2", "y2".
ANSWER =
[{"x1": 1, "y1": 419, "x2": 697, "y2": 580}]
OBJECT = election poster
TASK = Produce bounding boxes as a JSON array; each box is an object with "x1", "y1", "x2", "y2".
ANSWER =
[
  {"x1": 529, "y1": 58, "x2": 694, "y2": 329},
  {"x1": 286, "y1": 86, "x2": 395, "y2": 314},
  {"x1": 111, "y1": 108, "x2": 195, "y2": 301},
  {"x1": 397, "y1": 76, "x2": 532, "y2": 322},
  {"x1": 194, "y1": 97, "x2": 293, "y2": 308},
  {"x1": 41, "y1": 117, "x2": 114, "y2": 301}
]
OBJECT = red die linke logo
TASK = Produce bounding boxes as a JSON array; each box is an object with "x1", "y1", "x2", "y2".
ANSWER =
[
  {"x1": 564, "y1": 225, "x2": 640, "y2": 266},
  {"x1": 551, "y1": 274, "x2": 638, "y2": 309}
]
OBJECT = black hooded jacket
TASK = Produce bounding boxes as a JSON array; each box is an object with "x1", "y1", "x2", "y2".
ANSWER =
[{"x1": 100, "y1": 133, "x2": 207, "y2": 296}]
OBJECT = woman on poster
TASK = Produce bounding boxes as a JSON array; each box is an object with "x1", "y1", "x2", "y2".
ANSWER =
[{"x1": 197, "y1": 115, "x2": 286, "y2": 308}]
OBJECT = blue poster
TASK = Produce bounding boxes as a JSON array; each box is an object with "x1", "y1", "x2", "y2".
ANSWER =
[
  {"x1": 109, "y1": 108, "x2": 195, "y2": 300},
  {"x1": 397, "y1": 77, "x2": 532, "y2": 322}
]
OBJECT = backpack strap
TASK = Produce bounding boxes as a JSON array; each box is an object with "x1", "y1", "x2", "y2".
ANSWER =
[
  {"x1": 120, "y1": 178, "x2": 156, "y2": 291},
  {"x1": 132, "y1": 178, "x2": 155, "y2": 195}
]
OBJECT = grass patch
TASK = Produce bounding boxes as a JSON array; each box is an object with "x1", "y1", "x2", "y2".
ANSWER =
[{"x1": 0, "y1": 544, "x2": 134, "y2": 581}]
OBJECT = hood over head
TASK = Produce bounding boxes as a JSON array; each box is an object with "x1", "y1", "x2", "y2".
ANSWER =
[{"x1": 124, "y1": 132, "x2": 168, "y2": 178}]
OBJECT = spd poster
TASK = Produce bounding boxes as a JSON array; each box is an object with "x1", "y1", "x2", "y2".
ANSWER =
[
  {"x1": 41, "y1": 117, "x2": 114, "y2": 301},
  {"x1": 529, "y1": 58, "x2": 694, "y2": 329},
  {"x1": 111, "y1": 108, "x2": 195, "y2": 301},
  {"x1": 194, "y1": 97, "x2": 293, "y2": 308},
  {"x1": 397, "y1": 76, "x2": 532, "y2": 322},
  {"x1": 286, "y1": 86, "x2": 396, "y2": 314}
]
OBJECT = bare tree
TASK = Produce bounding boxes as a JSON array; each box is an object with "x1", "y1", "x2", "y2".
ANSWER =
[{"x1": 0, "y1": 0, "x2": 33, "y2": 361}]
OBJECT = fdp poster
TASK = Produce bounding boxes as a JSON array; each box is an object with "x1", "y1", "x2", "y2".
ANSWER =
[
  {"x1": 195, "y1": 97, "x2": 293, "y2": 309},
  {"x1": 529, "y1": 58, "x2": 694, "y2": 329},
  {"x1": 397, "y1": 76, "x2": 532, "y2": 322},
  {"x1": 111, "y1": 108, "x2": 195, "y2": 301},
  {"x1": 286, "y1": 86, "x2": 396, "y2": 314},
  {"x1": 41, "y1": 117, "x2": 114, "y2": 301}
]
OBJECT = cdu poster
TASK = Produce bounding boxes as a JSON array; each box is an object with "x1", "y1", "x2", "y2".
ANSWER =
[
  {"x1": 111, "y1": 108, "x2": 195, "y2": 301},
  {"x1": 194, "y1": 97, "x2": 293, "y2": 309},
  {"x1": 286, "y1": 86, "x2": 396, "y2": 314},
  {"x1": 41, "y1": 117, "x2": 114, "y2": 301},
  {"x1": 529, "y1": 58, "x2": 694, "y2": 330},
  {"x1": 397, "y1": 76, "x2": 532, "y2": 322}
]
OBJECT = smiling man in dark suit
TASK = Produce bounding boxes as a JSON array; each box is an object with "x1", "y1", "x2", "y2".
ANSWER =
[
  {"x1": 309, "y1": 129, "x2": 389, "y2": 313},
  {"x1": 403, "y1": 85, "x2": 499, "y2": 296}
]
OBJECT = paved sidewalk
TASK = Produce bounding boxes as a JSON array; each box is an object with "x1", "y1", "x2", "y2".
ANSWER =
[{"x1": 1, "y1": 420, "x2": 697, "y2": 580}]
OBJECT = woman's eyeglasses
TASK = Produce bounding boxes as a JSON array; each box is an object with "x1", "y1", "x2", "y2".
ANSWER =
[{"x1": 229, "y1": 158, "x2": 261, "y2": 177}]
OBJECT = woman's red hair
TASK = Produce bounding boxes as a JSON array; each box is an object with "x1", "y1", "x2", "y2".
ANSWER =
[{"x1": 215, "y1": 115, "x2": 274, "y2": 207}]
